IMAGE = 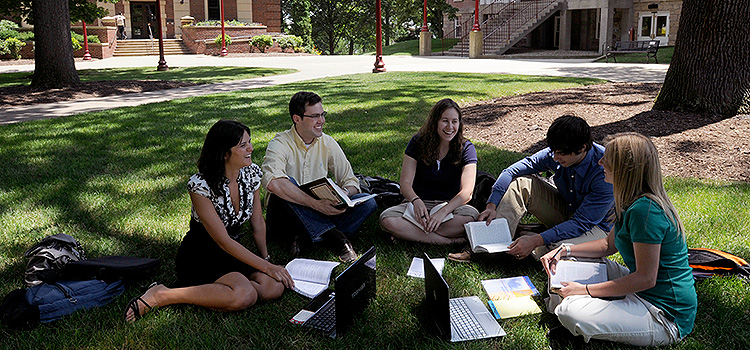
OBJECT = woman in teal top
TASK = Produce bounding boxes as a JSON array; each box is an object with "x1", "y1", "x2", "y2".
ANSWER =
[{"x1": 541, "y1": 132, "x2": 697, "y2": 346}]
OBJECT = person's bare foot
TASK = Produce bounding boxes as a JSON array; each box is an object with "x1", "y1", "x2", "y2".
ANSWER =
[{"x1": 123, "y1": 282, "x2": 165, "y2": 323}]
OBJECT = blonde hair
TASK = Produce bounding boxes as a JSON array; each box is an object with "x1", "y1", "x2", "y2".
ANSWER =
[{"x1": 602, "y1": 133, "x2": 686, "y2": 237}]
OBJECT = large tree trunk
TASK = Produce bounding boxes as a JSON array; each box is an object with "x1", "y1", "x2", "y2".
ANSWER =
[
  {"x1": 653, "y1": 0, "x2": 750, "y2": 116},
  {"x1": 31, "y1": 0, "x2": 80, "y2": 88}
]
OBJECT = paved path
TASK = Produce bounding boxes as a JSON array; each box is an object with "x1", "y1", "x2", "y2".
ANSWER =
[{"x1": 0, "y1": 55, "x2": 669, "y2": 125}]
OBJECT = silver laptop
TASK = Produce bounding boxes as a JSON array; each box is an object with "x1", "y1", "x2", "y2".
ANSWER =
[{"x1": 423, "y1": 252, "x2": 505, "y2": 342}]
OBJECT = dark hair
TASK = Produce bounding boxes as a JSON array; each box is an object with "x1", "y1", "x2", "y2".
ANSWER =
[
  {"x1": 416, "y1": 98, "x2": 466, "y2": 165},
  {"x1": 546, "y1": 114, "x2": 592, "y2": 154},
  {"x1": 197, "y1": 119, "x2": 251, "y2": 196},
  {"x1": 289, "y1": 91, "x2": 322, "y2": 123}
]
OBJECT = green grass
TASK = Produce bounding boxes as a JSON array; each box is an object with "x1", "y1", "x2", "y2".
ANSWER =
[
  {"x1": 363, "y1": 38, "x2": 460, "y2": 56},
  {"x1": 1, "y1": 71, "x2": 748, "y2": 349},
  {"x1": 596, "y1": 46, "x2": 674, "y2": 64},
  {"x1": 0, "y1": 66, "x2": 298, "y2": 88}
]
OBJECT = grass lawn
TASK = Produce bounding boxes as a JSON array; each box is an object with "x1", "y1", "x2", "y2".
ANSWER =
[
  {"x1": 596, "y1": 46, "x2": 674, "y2": 64},
  {"x1": 1, "y1": 72, "x2": 748, "y2": 349},
  {"x1": 0, "y1": 66, "x2": 298, "y2": 88},
  {"x1": 363, "y1": 38, "x2": 460, "y2": 56}
]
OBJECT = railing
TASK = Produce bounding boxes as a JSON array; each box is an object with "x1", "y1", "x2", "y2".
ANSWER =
[
  {"x1": 440, "y1": 0, "x2": 558, "y2": 56},
  {"x1": 482, "y1": 0, "x2": 559, "y2": 54}
]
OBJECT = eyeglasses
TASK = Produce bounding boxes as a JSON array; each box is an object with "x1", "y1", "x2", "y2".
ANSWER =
[{"x1": 301, "y1": 111, "x2": 327, "y2": 119}]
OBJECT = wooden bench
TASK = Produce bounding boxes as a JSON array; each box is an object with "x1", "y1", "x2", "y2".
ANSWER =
[{"x1": 605, "y1": 40, "x2": 660, "y2": 63}]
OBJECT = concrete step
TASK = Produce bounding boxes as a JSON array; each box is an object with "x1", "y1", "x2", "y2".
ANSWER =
[{"x1": 114, "y1": 39, "x2": 193, "y2": 56}]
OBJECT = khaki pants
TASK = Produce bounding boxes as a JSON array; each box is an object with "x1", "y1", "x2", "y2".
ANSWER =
[{"x1": 495, "y1": 175, "x2": 607, "y2": 259}]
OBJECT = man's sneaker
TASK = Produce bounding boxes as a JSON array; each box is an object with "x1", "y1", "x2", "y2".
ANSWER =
[
  {"x1": 323, "y1": 229, "x2": 358, "y2": 263},
  {"x1": 338, "y1": 242, "x2": 357, "y2": 263},
  {"x1": 447, "y1": 247, "x2": 473, "y2": 263}
]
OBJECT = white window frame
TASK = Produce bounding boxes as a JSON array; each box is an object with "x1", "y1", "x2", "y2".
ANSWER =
[{"x1": 638, "y1": 11, "x2": 670, "y2": 45}]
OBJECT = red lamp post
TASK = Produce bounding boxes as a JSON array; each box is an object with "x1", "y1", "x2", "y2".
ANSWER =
[
  {"x1": 82, "y1": 21, "x2": 92, "y2": 60},
  {"x1": 472, "y1": 0, "x2": 481, "y2": 31},
  {"x1": 220, "y1": 0, "x2": 228, "y2": 56},
  {"x1": 155, "y1": 0, "x2": 168, "y2": 71},
  {"x1": 373, "y1": 0, "x2": 386, "y2": 73},
  {"x1": 421, "y1": 0, "x2": 428, "y2": 32}
]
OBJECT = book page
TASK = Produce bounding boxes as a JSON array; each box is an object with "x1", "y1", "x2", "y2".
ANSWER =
[
  {"x1": 309, "y1": 182, "x2": 343, "y2": 205},
  {"x1": 402, "y1": 202, "x2": 454, "y2": 232},
  {"x1": 285, "y1": 258, "x2": 340, "y2": 297},
  {"x1": 465, "y1": 218, "x2": 512, "y2": 252},
  {"x1": 487, "y1": 296, "x2": 542, "y2": 319},
  {"x1": 481, "y1": 276, "x2": 539, "y2": 301},
  {"x1": 326, "y1": 178, "x2": 353, "y2": 206},
  {"x1": 549, "y1": 260, "x2": 608, "y2": 289},
  {"x1": 406, "y1": 257, "x2": 444, "y2": 278}
]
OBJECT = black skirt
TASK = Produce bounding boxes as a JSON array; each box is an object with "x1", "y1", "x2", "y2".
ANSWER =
[{"x1": 175, "y1": 219, "x2": 258, "y2": 287}]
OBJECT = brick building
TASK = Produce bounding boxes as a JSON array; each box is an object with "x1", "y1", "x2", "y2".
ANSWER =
[
  {"x1": 95, "y1": 0, "x2": 280, "y2": 39},
  {"x1": 443, "y1": 0, "x2": 682, "y2": 55}
]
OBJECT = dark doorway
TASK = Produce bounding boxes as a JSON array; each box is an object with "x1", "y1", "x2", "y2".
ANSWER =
[
  {"x1": 208, "y1": 0, "x2": 220, "y2": 20},
  {"x1": 130, "y1": 2, "x2": 160, "y2": 39}
]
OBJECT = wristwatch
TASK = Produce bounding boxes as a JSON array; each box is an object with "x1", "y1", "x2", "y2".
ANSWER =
[{"x1": 264, "y1": 254, "x2": 271, "y2": 261}]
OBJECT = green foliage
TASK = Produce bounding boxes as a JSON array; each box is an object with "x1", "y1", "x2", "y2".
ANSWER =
[
  {"x1": 71, "y1": 31, "x2": 100, "y2": 44},
  {"x1": 16, "y1": 31, "x2": 33, "y2": 41},
  {"x1": 275, "y1": 35, "x2": 303, "y2": 50},
  {"x1": 0, "y1": 29, "x2": 19, "y2": 40},
  {"x1": 0, "y1": 37, "x2": 25, "y2": 59},
  {"x1": 282, "y1": 0, "x2": 312, "y2": 46},
  {"x1": 0, "y1": 0, "x2": 118, "y2": 24},
  {"x1": 71, "y1": 36, "x2": 81, "y2": 51},
  {"x1": 251, "y1": 34, "x2": 273, "y2": 52},
  {"x1": 0, "y1": 19, "x2": 19, "y2": 31},
  {"x1": 214, "y1": 33, "x2": 232, "y2": 46}
]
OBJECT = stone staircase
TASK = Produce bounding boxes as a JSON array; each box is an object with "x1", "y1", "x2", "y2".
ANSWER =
[
  {"x1": 114, "y1": 39, "x2": 193, "y2": 56},
  {"x1": 444, "y1": 0, "x2": 562, "y2": 56}
]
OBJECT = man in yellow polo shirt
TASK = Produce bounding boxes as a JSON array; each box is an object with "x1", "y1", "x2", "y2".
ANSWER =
[{"x1": 262, "y1": 91, "x2": 377, "y2": 263}]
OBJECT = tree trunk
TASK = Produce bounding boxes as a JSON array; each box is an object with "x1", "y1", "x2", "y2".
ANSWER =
[
  {"x1": 653, "y1": 0, "x2": 750, "y2": 116},
  {"x1": 31, "y1": 0, "x2": 80, "y2": 88}
]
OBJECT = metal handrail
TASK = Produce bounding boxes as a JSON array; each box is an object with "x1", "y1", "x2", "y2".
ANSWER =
[
  {"x1": 441, "y1": 0, "x2": 515, "y2": 56},
  {"x1": 482, "y1": 0, "x2": 558, "y2": 55}
]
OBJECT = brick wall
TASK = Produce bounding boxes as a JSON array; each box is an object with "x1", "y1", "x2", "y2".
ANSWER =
[
  {"x1": 190, "y1": 0, "x2": 206, "y2": 21},
  {"x1": 252, "y1": 0, "x2": 281, "y2": 32},
  {"x1": 71, "y1": 26, "x2": 119, "y2": 58},
  {"x1": 226, "y1": 0, "x2": 239, "y2": 20},
  {"x1": 181, "y1": 24, "x2": 269, "y2": 53}
]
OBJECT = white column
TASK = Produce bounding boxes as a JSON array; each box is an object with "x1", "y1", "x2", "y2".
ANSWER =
[{"x1": 598, "y1": 5, "x2": 614, "y2": 54}]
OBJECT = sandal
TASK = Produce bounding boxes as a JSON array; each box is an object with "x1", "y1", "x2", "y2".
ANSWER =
[{"x1": 123, "y1": 282, "x2": 160, "y2": 323}]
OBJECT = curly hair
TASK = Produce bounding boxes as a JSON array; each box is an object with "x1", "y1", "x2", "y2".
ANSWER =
[
  {"x1": 197, "y1": 119, "x2": 251, "y2": 196},
  {"x1": 415, "y1": 98, "x2": 466, "y2": 165}
]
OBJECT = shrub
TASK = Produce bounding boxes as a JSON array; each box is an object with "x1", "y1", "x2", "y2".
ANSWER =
[
  {"x1": 0, "y1": 37, "x2": 26, "y2": 59},
  {"x1": 17, "y1": 31, "x2": 33, "y2": 41},
  {"x1": 0, "y1": 19, "x2": 19, "y2": 32},
  {"x1": 251, "y1": 34, "x2": 273, "y2": 52},
  {"x1": 214, "y1": 33, "x2": 232, "y2": 46},
  {"x1": 70, "y1": 31, "x2": 100, "y2": 44},
  {"x1": 71, "y1": 36, "x2": 81, "y2": 51},
  {"x1": 276, "y1": 35, "x2": 303, "y2": 50},
  {"x1": 0, "y1": 29, "x2": 20, "y2": 40}
]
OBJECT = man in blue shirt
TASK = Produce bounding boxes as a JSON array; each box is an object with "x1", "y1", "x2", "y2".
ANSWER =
[{"x1": 449, "y1": 115, "x2": 614, "y2": 261}]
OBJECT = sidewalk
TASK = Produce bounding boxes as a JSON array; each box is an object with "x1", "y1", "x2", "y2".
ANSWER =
[{"x1": 0, "y1": 55, "x2": 669, "y2": 125}]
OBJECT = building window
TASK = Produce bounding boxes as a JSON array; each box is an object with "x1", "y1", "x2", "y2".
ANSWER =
[
  {"x1": 638, "y1": 11, "x2": 669, "y2": 44},
  {"x1": 208, "y1": 0, "x2": 220, "y2": 21}
]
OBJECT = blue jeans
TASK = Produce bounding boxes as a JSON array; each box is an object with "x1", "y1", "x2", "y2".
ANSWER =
[{"x1": 266, "y1": 178, "x2": 377, "y2": 243}]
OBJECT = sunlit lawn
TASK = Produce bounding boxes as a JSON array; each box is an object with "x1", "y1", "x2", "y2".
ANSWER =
[
  {"x1": 0, "y1": 71, "x2": 747, "y2": 349},
  {"x1": 0, "y1": 66, "x2": 298, "y2": 88}
]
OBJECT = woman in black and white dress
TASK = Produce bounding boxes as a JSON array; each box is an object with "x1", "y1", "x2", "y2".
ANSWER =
[{"x1": 124, "y1": 120, "x2": 293, "y2": 322}]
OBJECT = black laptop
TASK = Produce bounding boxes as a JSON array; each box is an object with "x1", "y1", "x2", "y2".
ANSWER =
[
  {"x1": 296, "y1": 246, "x2": 376, "y2": 338},
  {"x1": 423, "y1": 252, "x2": 505, "y2": 342}
]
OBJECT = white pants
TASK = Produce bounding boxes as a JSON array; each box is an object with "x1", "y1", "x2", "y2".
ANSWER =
[{"x1": 548, "y1": 259, "x2": 682, "y2": 347}]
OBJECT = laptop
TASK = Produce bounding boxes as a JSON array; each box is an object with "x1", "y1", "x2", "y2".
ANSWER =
[
  {"x1": 298, "y1": 246, "x2": 376, "y2": 338},
  {"x1": 423, "y1": 252, "x2": 505, "y2": 342}
]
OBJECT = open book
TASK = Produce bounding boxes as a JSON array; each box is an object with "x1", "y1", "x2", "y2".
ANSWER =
[
  {"x1": 481, "y1": 276, "x2": 542, "y2": 319},
  {"x1": 299, "y1": 177, "x2": 376, "y2": 210},
  {"x1": 464, "y1": 218, "x2": 513, "y2": 253},
  {"x1": 285, "y1": 258, "x2": 340, "y2": 298},
  {"x1": 549, "y1": 259, "x2": 608, "y2": 290},
  {"x1": 402, "y1": 202, "x2": 453, "y2": 232}
]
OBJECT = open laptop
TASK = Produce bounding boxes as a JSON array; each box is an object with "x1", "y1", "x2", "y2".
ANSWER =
[
  {"x1": 423, "y1": 252, "x2": 505, "y2": 342},
  {"x1": 298, "y1": 246, "x2": 376, "y2": 338}
]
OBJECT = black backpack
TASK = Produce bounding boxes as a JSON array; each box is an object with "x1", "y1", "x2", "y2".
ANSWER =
[
  {"x1": 356, "y1": 174, "x2": 404, "y2": 209},
  {"x1": 469, "y1": 170, "x2": 497, "y2": 212},
  {"x1": 688, "y1": 248, "x2": 750, "y2": 280}
]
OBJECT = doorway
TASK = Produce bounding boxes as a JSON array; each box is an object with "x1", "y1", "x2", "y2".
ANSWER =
[
  {"x1": 638, "y1": 11, "x2": 669, "y2": 45},
  {"x1": 129, "y1": 2, "x2": 160, "y2": 39}
]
